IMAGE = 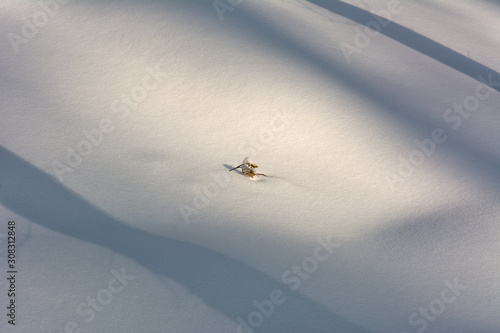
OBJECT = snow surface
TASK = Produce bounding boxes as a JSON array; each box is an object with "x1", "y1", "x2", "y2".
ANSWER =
[{"x1": 0, "y1": 0, "x2": 499, "y2": 332}]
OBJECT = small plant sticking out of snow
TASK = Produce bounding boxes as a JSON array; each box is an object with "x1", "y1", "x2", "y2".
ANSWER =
[{"x1": 230, "y1": 157, "x2": 267, "y2": 178}]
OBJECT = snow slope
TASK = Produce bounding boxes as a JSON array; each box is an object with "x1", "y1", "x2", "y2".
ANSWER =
[{"x1": 0, "y1": 1, "x2": 499, "y2": 332}]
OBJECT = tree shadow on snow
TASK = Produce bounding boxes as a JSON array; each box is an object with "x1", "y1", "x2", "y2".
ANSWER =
[
  {"x1": 306, "y1": 0, "x2": 500, "y2": 92},
  {"x1": 0, "y1": 145, "x2": 374, "y2": 333}
]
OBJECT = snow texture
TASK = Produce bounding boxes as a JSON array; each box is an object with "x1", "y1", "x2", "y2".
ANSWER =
[{"x1": 0, "y1": 0, "x2": 499, "y2": 332}]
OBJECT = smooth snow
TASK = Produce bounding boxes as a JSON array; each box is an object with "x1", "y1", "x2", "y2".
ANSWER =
[{"x1": 0, "y1": 1, "x2": 499, "y2": 332}]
